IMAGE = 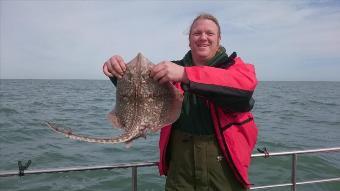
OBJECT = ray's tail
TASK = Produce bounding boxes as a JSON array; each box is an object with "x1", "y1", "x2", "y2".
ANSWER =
[{"x1": 46, "y1": 122, "x2": 139, "y2": 144}]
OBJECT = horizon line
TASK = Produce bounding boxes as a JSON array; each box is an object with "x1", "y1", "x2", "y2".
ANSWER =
[{"x1": 1, "y1": 78, "x2": 339, "y2": 82}]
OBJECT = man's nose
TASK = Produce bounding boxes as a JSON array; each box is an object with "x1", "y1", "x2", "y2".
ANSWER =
[{"x1": 199, "y1": 33, "x2": 208, "y2": 40}]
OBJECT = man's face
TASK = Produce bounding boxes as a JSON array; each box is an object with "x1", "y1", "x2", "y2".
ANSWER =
[{"x1": 189, "y1": 19, "x2": 221, "y2": 64}]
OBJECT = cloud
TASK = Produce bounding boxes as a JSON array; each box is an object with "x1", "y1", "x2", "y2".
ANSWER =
[{"x1": 1, "y1": 1, "x2": 340, "y2": 80}]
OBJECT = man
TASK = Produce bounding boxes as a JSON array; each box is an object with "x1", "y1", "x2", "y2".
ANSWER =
[{"x1": 103, "y1": 13, "x2": 257, "y2": 191}]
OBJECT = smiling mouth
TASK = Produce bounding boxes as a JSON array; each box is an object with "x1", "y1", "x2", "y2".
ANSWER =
[{"x1": 197, "y1": 44, "x2": 209, "y2": 48}]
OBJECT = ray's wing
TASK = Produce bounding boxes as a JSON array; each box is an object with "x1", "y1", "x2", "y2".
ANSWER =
[
  {"x1": 107, "y1": 109, "x2": 124, "y2": 129},
  {"x1": 146, "y1": 82, "x2": 184, "y2": 132},
  {"x1": 135, "y1": 56, "x2": 184, "y2": 133},
  {"x1": 159, "y1": 82, "x2": 184, "y2": 126}
]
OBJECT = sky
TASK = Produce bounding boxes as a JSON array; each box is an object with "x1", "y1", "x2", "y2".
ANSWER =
[{"x1": 1, "y1": 0, "x2": 340, "y2": 81}]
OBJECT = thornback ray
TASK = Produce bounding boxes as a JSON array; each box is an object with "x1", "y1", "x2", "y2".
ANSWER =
[{"x1": 47, "y1": 53, "x2": 184, "y2": 145}]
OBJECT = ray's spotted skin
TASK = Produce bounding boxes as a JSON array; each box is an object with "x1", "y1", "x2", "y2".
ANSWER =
[{"x1": 47, "y1": 53, "x2": 183, "y2": 145}]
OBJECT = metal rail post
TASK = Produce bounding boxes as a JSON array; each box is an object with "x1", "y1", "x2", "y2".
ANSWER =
[
  {"x1": 132, "y1": 166, "x2": 137, "y2": 191},
  {"x1": 291, "y1": 154, "x2": 297, "y2": 191}
]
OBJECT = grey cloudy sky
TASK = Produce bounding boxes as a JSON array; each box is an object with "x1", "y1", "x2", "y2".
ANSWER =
[{"x1": 1, "y1": 0, "x2": 340, "y2": 81}]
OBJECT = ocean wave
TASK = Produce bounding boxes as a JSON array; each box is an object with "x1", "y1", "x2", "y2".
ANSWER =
[
  {"x1": 308, "y1": 99, "x2": 338, "y2": 106},
  {"x1": 0, "y1": 107, "x2": 19, "y2": 115}
]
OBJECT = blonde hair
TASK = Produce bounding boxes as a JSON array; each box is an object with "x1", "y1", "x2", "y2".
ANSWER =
[{"x1": 189, "y1": 13, "x2": 221, "y2": 37}]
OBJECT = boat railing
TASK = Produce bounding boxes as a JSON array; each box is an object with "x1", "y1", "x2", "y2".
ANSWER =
[
  {"x1": 0, "y1": 147, "x2": 339, "y2": 191},
  {"x1": 250, "y1": 147, "x2": 340, "y2": 190}
]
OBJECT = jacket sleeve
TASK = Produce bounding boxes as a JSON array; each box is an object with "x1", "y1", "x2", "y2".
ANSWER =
[
  {"x1": 184, "y1": 57, "x2": 257, "y2": 112},
  {"x1": 109, "y1": 77, "x2": 117, "y2": 86}
]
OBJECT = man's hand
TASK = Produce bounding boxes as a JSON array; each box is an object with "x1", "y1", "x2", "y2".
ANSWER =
[
  {"x1": 150, "y1": 61, "x2": 188, "y2": 84},
  {"x1": 103, "y1": 55, "x2": 126, "y2": 78}
]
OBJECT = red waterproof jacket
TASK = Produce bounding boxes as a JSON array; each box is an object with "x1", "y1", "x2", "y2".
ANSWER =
[{"x1": 158, "y1": 56, "x2": 258, "y2": 188}]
